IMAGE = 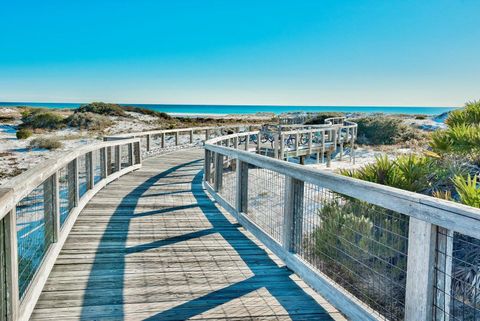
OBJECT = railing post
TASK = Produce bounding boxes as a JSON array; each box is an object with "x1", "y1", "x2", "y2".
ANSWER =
[
  {"x1": 256, "y1": 132, "x2": 261, "y2": 154},
  {"x1": 128, "y1": 143, "x2": 134, "y2": 166},
  {"x1": 189, "y1": 130, "x2": 194, "y2": 144},
  {"x1": 205, "y1": 129, "x2": 209, "y2": 140},
  {"x1": 161, "y1": 133, "x2": 165, "y2": 148},
  {"x1": 114, "y1": 145, "x2": 120, "y2": 172},
  {"x1": 175, "y1": 132, "x2": 179, "y2": 146},
  {"x1": 101, "y1": 147, "x2": 107, "y2": 178},
  {"x1": 134, "y1": 141, "x2": 141, "y2": 164},
  {"x1": 273, "y1": 134, "x2": 279, "y2": 159},
  {"x1": 146, "y1": 134, "x2": 151, "y2": 152},
  {"x1": 204, "y1": 150, "x2": 211, "y2": 182},
  {"x1": 283, "y1": 176, "x2": 304, "y2": 252},
  {"x1": 214, "y1": 153, "x2": 223, "y2": 192},
  {"x1": 106, "y1": 147, "x2": 112, "y2": 176},
  {"x1": 47, "y1": 173, "x2": 61, "y2": 243},
  {"x1": 405, "y1": 217, "x2": 436, "y2": 321},
  {"x1": 245, "y1": 134, "x2": 249, "y2": 151},
  {"x1": 235, "y1": 160, "x2": 248, "y2": 213},
  {"x1": 73, "y1": 158, "x2": 79, "y2": 206},
  {"x1": 295, "y1": 132, "x2": 299, "y2": 157},
  {"x1": 4, "y1": 208, "x2": 19, "y2": 321},
  {"x1": 87, "y1": 151, "x2": 94, "y2": 189}
]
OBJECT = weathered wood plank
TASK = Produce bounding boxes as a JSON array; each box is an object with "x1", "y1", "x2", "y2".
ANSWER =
[{"x1": 30, "y1": 149, "x2": 344, "y2": 321}]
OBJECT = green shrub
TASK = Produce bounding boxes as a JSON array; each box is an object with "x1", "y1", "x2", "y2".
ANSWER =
[
  {"x1": 304, "y1": 112, "x2": 344, "y2": 125},
  {"x1": 430, "y1": 124, "x2": 480, "y2": 155},
  {"x1": 453, "y1": 175, "x2": 480, "y2": 208},
  {"x1": 312, "y1": 196, "x2": 408, "y2": 319},
  {"x1": 29, "y1": 137, "x2": 62, "y2": 150},
  {"x1": 340, "y1": 154, "x2": 432, "y2": 192},
  {"x1": 66, "y1": 112, "x2": 113, "y2": 131},
  {"x1": 121, "y1": 105, "x2": 172, "y2": 119},
  {"x1": 16, "y1": 128, "x2": 32, "y2": 139},
  {"x1": 76, "y1": 102, "x2": 126, "y2": 116},
  {"x1": 446, "y1": 100, "x2": 480, "y2": 127},
  {"x1": 415, "y1": 115, "x2": 427, "y2": 120},
  {"x1": 21, "y1": 109, "x2": 65, "y2": 129},
  {"x1": 353, "y1": 116, "x2": 420, "y2": 145}
]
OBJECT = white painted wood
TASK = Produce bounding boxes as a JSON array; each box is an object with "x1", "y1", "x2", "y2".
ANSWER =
[{"x1": 405, "y1": 218, "x2": 436, "y2": 321}]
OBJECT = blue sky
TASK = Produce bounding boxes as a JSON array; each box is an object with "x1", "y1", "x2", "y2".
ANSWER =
[{"x1": 0, "y1": 0, "x2": 479, "y2": 106}]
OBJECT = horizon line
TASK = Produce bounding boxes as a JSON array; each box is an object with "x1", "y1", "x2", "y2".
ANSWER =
[{"x1": 0, "y1": 100, "x2": 458, "y2": 108}]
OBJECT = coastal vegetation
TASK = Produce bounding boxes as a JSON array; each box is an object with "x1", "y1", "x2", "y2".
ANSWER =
[
  {"x1": 16, "y1": 128, "x2": 32, "y2": 139},
  {"x1": 29, "y1": 137, "x2": 63, "y2": 150},
  {"x1": 353, "y1": 116, "x2": 423, "y2": 145},
  {"x1": 312, "y1": 100, "x2": 480, "y2": 317},
  {"x1": 20, "y1": 108, "x2": 66, "y2": 130}
]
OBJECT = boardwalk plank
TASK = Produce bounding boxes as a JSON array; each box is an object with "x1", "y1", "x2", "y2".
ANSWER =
[{"x1": 30, "y1": 148, "x2": 345, "y2": 321}]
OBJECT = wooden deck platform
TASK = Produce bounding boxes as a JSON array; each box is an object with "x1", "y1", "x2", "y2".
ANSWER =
[{"x1": 30, "y1": 148, "x2": 345, "y2": 321}]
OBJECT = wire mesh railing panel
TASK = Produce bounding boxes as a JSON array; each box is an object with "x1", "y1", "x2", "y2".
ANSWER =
[
  {"x1": 16, "y1": 179, "x2": 54, "y2": 298},
  {"x1": 120, "y1": 144, "x2": 130, "y2": 169},
  {"x1": 297, "y1": 183, "x2": 409, "y2": 321},
  {"x1": 77, "y1": 154, "x2": 88, "y2": 198},
  {"x1": 246, "y1": 166, "x2": 285, "y2": 243},
  {"x1": 217, "y1": 157, "x2": 236, "y2": 207},
  {"x1": 58, "y1": 163, "x2": 75, "y2": 227},
  {"x1": 93, "y1": 149, "x2": 102, "y2": 184},
  {"x1": 133, "y1": 143, "x2": 141, "y2": 165},
  {"x1": 434, "y1": 230, "x2": 480, "y2": 320}
]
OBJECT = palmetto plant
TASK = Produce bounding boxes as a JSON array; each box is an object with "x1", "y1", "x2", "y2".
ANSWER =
[
  {"x1": 453, "y1": 175, "x2": 480, "y2": 208},
  {"x1": 446, "y1": 100, "x2": 480, "y2": 127},
  {"x1": 341, "y1": 154, "x2": 432, "y2": 193}
]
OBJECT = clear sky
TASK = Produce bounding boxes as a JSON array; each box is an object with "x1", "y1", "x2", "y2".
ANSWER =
[{"x1": 0, "y1": 0, "x2": 479, "y2": 106}]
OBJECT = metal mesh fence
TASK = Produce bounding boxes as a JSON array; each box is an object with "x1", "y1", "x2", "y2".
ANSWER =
[
  {"x1": 434, "y1": 230, "x2": 480, "y2": 320},
  {"x1": 120, "y1": 144, "x2": 131, "y2": 169},
  {"x1": 217, "y1": 157, "x2": 236, "y2": 207},
  {"x1": 77, "y1": 154, "x2": 88, "y2": 198},
  {"x1": 58, "y1": 163, "x2": 75, "y2": 227},
  {"x1": 93, "y1": 149, "x2": 102, "y2": 184},
  {"x1": 133, "y1": 143, "x2": 141, "y2": 165},
  {"x1": 296, "y1": 183, "x2": 409, "y2": 320},
  {"x1": 16, "y1": 179, "x2": 54, "y2": 298},
  {"x1": 246, "y1": 166, "x2": 285, "y2": 243}
]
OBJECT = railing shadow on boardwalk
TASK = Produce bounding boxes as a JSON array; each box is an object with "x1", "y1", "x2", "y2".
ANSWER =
[{"x1": 80, "y1": 159, "x2": 333, "y2": 321}]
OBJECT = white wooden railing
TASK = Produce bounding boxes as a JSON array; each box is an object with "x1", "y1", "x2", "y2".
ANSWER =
[{"x1": 204, "y1": 131, "x2": 480, "y2": 321}]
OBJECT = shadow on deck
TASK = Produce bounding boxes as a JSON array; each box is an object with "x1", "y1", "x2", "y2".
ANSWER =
[{"x1": 31, "y1": 150, "x2": 341, "y2": 321}]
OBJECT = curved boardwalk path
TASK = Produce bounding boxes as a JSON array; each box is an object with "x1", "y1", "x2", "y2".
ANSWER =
[{"x1": 30, "y1": 149, "x2": 345, "y2": 321}]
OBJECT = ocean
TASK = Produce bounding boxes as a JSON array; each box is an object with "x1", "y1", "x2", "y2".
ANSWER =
[{"x1": 0, "y1": 102, "x2": 456, "y2": 116}]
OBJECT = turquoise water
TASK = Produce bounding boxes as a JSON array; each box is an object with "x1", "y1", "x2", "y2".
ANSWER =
[{"x1": 0, "y1": 102, "x2": 456, "y2": 115}]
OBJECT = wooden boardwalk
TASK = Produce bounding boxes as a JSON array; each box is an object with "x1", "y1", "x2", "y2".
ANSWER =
[{"x1": 30, "y1": 149, "x2": 345, "y2": 321}]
